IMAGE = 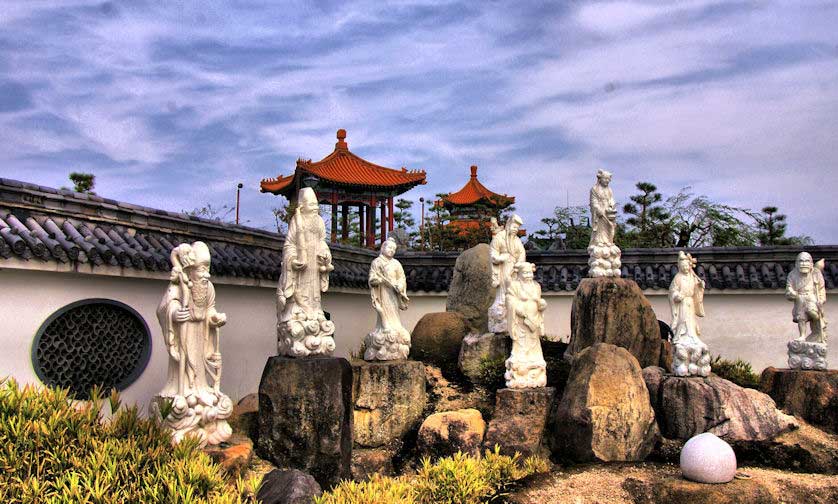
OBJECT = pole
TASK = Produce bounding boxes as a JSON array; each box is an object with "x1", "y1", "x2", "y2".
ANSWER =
[
  {"x1": 419, "y1": 197, "x2": 425, "y2": 251},
  {"x1": 235, "y1": 183, "x2": 243, "y2": 224}
]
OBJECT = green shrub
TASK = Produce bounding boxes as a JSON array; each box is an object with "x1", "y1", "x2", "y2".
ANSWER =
[
  {"x1": 711, "y1": 355, "x2": 761, "y2": 389},
  {"x1": 0, "y1": 378, "x2": 261, "y2": 503},
  {"x1": 474, "y1": 356, "x2": 507, "y2": 390},
  {"x1": 314, "y1": 447, "x2": 549, "y2": 504}
]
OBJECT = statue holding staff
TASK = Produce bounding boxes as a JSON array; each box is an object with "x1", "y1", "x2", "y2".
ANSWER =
[
  {"x1": 488, "y1": 214, "x2": 526, "y2": 334},
  {"x1": 785, "y1": 252, "x2": 828, "y2": 370},
  {"x1": 364, "y1": 238, "x2": 411, "y2": 361}
]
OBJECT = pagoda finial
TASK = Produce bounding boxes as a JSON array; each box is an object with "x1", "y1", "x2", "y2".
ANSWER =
[
  {"x1": 470, "y1": 165, "x2": 478, "y2": 178},
  {"x1": 336, "y1": 129, "x2": 348, "y2": 150}
]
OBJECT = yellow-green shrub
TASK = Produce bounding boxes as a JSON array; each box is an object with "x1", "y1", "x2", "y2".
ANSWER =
[
  {"x1": 314, "y1": 447, "x2": 549, "y2": 504},
  {"x1": 0, "y1": 378, "x2": 260, "y2": 504}
]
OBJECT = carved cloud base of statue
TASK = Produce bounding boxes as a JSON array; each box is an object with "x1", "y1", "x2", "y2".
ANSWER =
[
  {"x1": 587, "y1": 244, "x2": 622, "y2": 278},
  {"x1": 504, "y1": 262, "x2": 548, "y2": 389},
  {"x1": 787, "y1": 340, "x2": 828, "y2": 371},
  {"x1": 150, "y1": 391, "x2": 233, "y2": 447},
  {"x1": 673, "y1": 341, "x2": 711, "y2": 377},
  {"x1": 364, "y1": 327, "x2": 410, "y2": 361},
  {"x1": 277, "y1": 308, "x2": 336, "y2": 358}
]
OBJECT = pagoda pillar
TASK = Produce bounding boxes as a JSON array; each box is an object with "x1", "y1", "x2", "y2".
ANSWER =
[
  {"x1": 330, "y1": 203, "x2": 338, "y2": 242},
  {"x1": 366, "y1": 200, "x2": 376, "y2": 248},
  {"x1": 388, "y1": 196, "x2": 394, "y2": 232},
  {"x1": 359, "y1": 205, "x2": 365, "y2": 247},
  {"x1": 341, "y1": 204, "x2": 349, "y2": 241},
  {"x1": 380, "y1": 201, "x2": 387, "y2": 245}
]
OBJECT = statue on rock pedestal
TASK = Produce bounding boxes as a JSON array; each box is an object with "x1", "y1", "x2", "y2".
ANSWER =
[
  {"x1": 489, "y1": 214, "x2": 526, "y2": 334},
  {"x1": 504, "y1": 262, "x2": 547, "y2": 388},
  {"x1": 277, "y1": 187, "x2": 336, "y2": 357},
  {"x1": 152, "y1": 241, "x2": 233, "y2": 447},
  {"x1": 588, "y1": 170, "x2": 622, "y2": 278},
  {"x1": 364, "y1": 238, "x2": 411, "y2": 361},
  {"x1": 785, "y1": 252, "x2": 828, "y2": 370},
  {"x1": 669, "y1": 251, "x2": 711, "y2": 377}
]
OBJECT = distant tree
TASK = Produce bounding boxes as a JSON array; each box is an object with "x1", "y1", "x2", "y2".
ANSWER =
[
  {"x1": 185, "y1": 203, "x2": 235, "y2": 223},
  {"x1": 393, "y1": 198, "x2": 419, "y2": 248},
  {"x1": 65, "y1": 172, "x2": 96, "y2": 194},
  {"x1": 622, "y1": 182, "x2": 672, "y2": 247},
  {"x1": 665, "y1": 189, "x2": 756, "y2": 247},
  {"x1": 528, "y1": 206, "x2": 591, "y2": 250},
  {"x1": 271, "y1": 203, "x2": 291, "y2": 234},
  {"x1": 753, "y1": 206, "x2": 812, "y2": 246}
]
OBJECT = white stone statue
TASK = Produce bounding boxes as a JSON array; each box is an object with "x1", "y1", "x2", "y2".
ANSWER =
[
  {"x1": 151, "y1": 241, "x2": 233, "y2": 447},
  {"x1": 669, "y1": 251, "x2": 711, "y2": 377},
  {"x1": 364, "y1": 238, "x2": 411, "y2": 361},
  {"x1": 504, "y1": 262, "x2": 547, "y2": 388},
  {"x1": 785, "y1": 252, "x2": 828, "y2": 370},
  {"x1": 277, "y1": 187, "x2": 337, "y2": 357},
  {"x1": 488, "y1": 214, "x2": 526, "y2": 333},
  {"x1": 588, "y1": 169, "x2": 622, "y2": 278}
]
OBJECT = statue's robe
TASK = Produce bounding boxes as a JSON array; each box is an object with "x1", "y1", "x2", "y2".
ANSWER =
[
  {"x1": 369, "y1": 255, "x2": 408, "y2": 334},
  {"x1": 277, "y1": 211, "x2": 332, "y2": 322},
  {"x1": 589, "y1": 184, "x2": 616, "y2": 247},
  {"x1": 669, "y1": 271, "x2": 705, "y2": 346},
  {"x1": 786, "y1": 266, "x2": 827, "y2": 342}
]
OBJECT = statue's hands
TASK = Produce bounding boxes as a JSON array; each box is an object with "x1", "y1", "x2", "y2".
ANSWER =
[
  {"x1": 292, "y1": 260, "x2": 307, "y2": 271},
  {"x1": 369, "y1": 277, "x2": 381, "y2": 287},
  {"x1": 174, "y1": 308, "x2": 191, "y2": 323},
  {"x1": 672, "y1": 293, "x2": 683, "y2": 303},
  {"x1": 210, "y1": 312, "x2": 227, "y2": 327}
]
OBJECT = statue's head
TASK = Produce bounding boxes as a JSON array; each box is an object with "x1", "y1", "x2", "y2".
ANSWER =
[
  {"x1": 514, "y1": 261, "x2": 536, "y2": 281},
  {"x1": 506, "y1": 214, "x2": 523, "y2": 234},
  {"x1": 677, "y1": 251, "x2": 694, "y2": 274},
  {"x1": 298, "y1": 187, "x2": 319, "y2": 215},
  {"x1": 381, "y1": 237, "x2": 397, "y2": 258},
  {"x1": 188, "y1": 242, "x2": 212, "y2": 284},
  {"x1": 796, "y1": 252, "x2": 813, "y2": 274},
  {"x1": 596, "y1": 169, "x2": 612, "y2": 187}
]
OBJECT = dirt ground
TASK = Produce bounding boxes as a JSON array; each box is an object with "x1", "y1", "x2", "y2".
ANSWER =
[{"x1": 511, "y1": 462, "x2": 838, "y2": 504}]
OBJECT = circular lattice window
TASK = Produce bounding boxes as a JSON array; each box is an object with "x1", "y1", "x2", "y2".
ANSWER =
[{"x1": 32, "y1": 299, "x2": 152, "y2": 399}]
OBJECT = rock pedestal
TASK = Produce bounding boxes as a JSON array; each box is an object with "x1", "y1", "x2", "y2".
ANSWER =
[
  {"x1": 565, "y1": 277, "x2": 661, "y2": 368},
  {"x1": 760, "y1": 367, "x2": 838, "y2": 434},
  {"x1": 351, "y1": 359, "x2": 426, "y2": 447},
  {"x1": 256, "y1": 469, "x2": 323, "y2": 504},
  {"x1": 787, "y1": 340, "x2": 828, "y2": 370},
  {"x1": 483, "y1": 387, "x2": 555, "y2": 458},
  {"x1": 643, "y1": 366, "x2": 797, "y2": 442},
  {"x1": 446, "y1": 243, "x2": 494, "y2": 335},
  {"x1": 458, "y1": 332, "x2": 511, "y2": 383},
  {"x1": 257, "y1": 356, "x2": 353, "y2": 488},
  {"x1": 548, "y1": 343, "x2": 658, "y2": 462},
  {"x1": 410, "y1": 312, "x2": 468, "y2": 378},
  {"x1": 417, "y1": 409, "x2": 486, "y2": 459}
]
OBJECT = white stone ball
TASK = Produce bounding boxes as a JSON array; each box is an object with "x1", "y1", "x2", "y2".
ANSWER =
[{"x1": 680, "y1": 432, "x2": 737, "y2": 484}]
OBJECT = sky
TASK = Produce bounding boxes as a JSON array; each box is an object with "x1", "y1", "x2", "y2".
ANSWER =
[{"x1": 1, "y1": 0, "x2": 837, "y2": 242}]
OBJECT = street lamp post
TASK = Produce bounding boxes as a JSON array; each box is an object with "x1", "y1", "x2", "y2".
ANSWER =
[
  {"x1": 419, "y1": 197, "x2": 425, "y2": 251},
  {"x1": 235, "y1": 183, "x2": 243, "y2": 225}
]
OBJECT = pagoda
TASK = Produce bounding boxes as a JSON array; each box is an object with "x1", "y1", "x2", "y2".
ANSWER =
[
  {"x1": 260, "y1": 129, "x2": 427, "y2": 248},
  {"x1": 439, "y1": 165, "x2": 514, "y2": 232}
]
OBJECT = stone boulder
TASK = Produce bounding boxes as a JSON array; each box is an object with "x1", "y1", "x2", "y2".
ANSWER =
[
  {"x1": 643, "y1": 366, "x2": 798, "y2": 442},
  {"x1": 417, "y1": 409, "x2": 486, "y2": 459},
  {"x1": 446, "y1": 243, "x2": 494, "y2": 335},
  {"x1": 548, "y1": 343, "x2": 658, "y2": 462},
  {"x1": 458, "y1": 332, "x2": 511, "y2": 383},
  {"x1": 410, "y1": 312, "x2": 468, "y2": 377},
  {"x1": 351, "y1": 447, "x2": 397, "y2": 481},
  {"x1": 351, "y1": 359, "x2": 426, "y2": 448},
  {"x1": 229, "y1": 393, "x2": 259, "y2": 442},
  {"x1": 204, "y1": 434, "x2": 253, "y2": 477},
  {"x1": 258, "y1": 356, "x2": 353, "y2": 488},
  {"x1": 680, "y1": 433, "x2": 737, "y2": 484},
  {"x1": 760, "y1": 368, "x2": 838, "y2": 434},
  {"x1": 256, "y1": 469, "x2": 323, "y2": 504},
  {"x1": 483, "y1": 387, "x2": 555, "y2": 458},
  {"x1": 659, "y1": 340, "x2": 673, "y2": 373},
  {"x1": 566, "y1": 278, "x2": 661, "y2": 368}
]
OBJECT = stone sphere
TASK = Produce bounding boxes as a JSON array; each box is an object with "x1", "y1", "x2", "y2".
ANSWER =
[{"x1": 680, "y1": 432, "x2": 737, "y2": 484}]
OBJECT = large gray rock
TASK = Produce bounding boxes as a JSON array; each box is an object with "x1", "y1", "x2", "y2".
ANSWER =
[
  {"x1": 410, "y1": 312, "x2": 468, "y2": 378},
  {"x1": 256, "y1": 469, "x2": 322, "y2": 504},
  {"x1": 458, "y1": 332, "x2": 511, "y2": 383},
  {"x1": 417, "y1": 408, "x2": 486, "y2": 459},
  {"x1": 483, "y1": 387, "x2": 555, "y2": 458},
  {"x1": 760, "y1": 367, "x2": 838, "y2": 434},
  {"x1": 643, "y1": 366, "x2": 798, "y2": 442},
  {"x1": 446, "y1": 243, "x2": 494, "y2": 335},
  {"x1": 548, "y1": 343, "x2": 658, "y2": 462},
  {"x1": 566, "y1": 277, "x2": 661, "y2": 368},
  {"x1": 257, "y1": 357, "x2": 353, "y2": 488},
  {"x1": 351, "y1": 359, "x2": 426, "y2": 448}
]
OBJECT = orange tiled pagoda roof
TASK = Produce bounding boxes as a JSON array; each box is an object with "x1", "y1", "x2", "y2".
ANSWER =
[
  {"x1": 260, "y1": 129, "x2": 427, "y2": 197},
  {"x1": 441, "y1": 165, "x2": 514, "y2": 208}
]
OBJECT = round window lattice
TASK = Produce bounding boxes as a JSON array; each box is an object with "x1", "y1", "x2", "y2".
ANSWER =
[{"x1": 32, "y1": 299, "x2": 151, "y2": 400}]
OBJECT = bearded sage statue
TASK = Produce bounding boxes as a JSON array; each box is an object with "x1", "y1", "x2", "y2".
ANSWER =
[
  {"x1": 786, "y1": 252, "x2": 828, "y2": 370},
  {"x1": 277, "y1": 187, "x2": 336, "y2": 357},
  {"x1": 504, "y1": 262, "x2": 547, "y2": 388},
  {"x1": 152, "y1": 241, "x2": 233, "y2": 447},
  {"x1": 364, "y1": 238, "x2": 411, "y2": 361},
  {"x1": 669, "y1": 251, "x2": 711, "y2": 377}
]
